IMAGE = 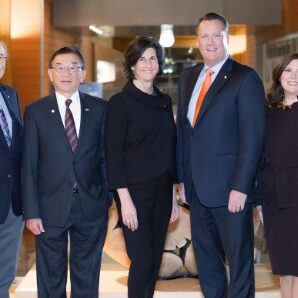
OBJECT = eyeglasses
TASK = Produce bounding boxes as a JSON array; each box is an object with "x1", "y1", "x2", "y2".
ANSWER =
[
  {"x1": 0, "y1": 55, "x2": 7, "y2": 62},
  {"x1": 50, "y1": 63, "x2": 83, "y2": 74}
]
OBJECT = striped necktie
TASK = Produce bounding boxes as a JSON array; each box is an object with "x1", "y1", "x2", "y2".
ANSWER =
[
  {"x1": 65, "y1": 99, "x2": 78, "y2": 151},
  {"x1": 0, "y1": 106, "x2": 11, "y2": 147}
]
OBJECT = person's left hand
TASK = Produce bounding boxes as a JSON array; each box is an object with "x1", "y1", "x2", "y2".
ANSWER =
[
  {"x1": 170, "y1": 185, "x2": 180, "y2": 223},
  {"x1": 228, "y1": 190, "x2": 247, "y2": 213}
]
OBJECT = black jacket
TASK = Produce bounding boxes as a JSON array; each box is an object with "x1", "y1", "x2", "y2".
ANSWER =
[{"x1": 105, "y1": 81, "x2": 176, "y2": 189}]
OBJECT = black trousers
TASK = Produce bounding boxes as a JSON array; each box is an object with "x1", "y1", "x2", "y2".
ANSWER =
[
  {"x1": 115, "y1": 172, "x2": 173, "y2": 298},
  {"x1": 190, "y1": 189, "x2": 255, "y2": 298},
  {"x1": 36, "y1": 193, "x2": 107, "y2": 298}
]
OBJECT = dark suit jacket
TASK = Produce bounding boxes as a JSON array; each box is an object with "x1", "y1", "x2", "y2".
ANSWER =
[
  {"x1": 22, "y1": 92, "x2": 110, "y2": 227},
  {"x1": 0, "y1": 83, "x2": 23, "y2": 223},
  {"x1": 177, "y1": 58, "x2": 265, "y2": 207}
]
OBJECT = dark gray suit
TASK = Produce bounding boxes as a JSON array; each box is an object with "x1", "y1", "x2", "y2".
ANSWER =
[
  {"x1": 22, "y1": 92, "x2": 110, "y2": 298},
  {"x1": 0, "y1": 83, "x2": 23, "y2": 298},
  {"x1": 177, "y1": 58, "x2": 265, "y2": 297}
]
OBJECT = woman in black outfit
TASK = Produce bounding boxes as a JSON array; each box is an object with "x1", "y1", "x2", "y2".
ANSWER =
[
  {"x1": 258, "y1": 53, "x2": 298, "y2": 298},
  {"x1": 105, "y1": 36, "x2": 179, "y2": 298}
]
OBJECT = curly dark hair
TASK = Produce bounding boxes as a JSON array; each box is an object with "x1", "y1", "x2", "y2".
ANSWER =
[
  {"x1": 267, "y1": 53, "x2": 298, "y2": 106},
  {"x1": 123, "y1": 36, "x2": 164, "y2": 81}
]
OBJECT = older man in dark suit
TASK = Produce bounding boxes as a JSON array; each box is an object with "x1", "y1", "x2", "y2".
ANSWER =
[
  {"x1": 22, "y1": 47, "x2": 110, "y2": 298},
  {"x1": 0, "y1": 41, "x2": 23, "y2": 298},
  {"x1": 176, "y1": 13, "x2": 265, "y2": 298}
]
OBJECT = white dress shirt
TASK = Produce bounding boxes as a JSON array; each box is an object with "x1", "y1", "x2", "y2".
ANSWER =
[
  {"x1": 56, "y1": 91, "x2": 81, "y2": 137},
  {"x1": 187, "y1": 55, "x2": 229, "y2": 123}
]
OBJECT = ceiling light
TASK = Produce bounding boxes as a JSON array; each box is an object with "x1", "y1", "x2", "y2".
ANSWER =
[
  {"x1": 159, "y1": 24, "x2": 175, "y2": 48},
  {"x1": 89, "y1": 25, "x2": 103, "y2": 35}
]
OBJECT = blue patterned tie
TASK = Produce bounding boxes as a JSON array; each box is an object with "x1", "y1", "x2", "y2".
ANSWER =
[
  {"x1": 65, "y1": 99, "x2": 78, "y2": 151},
  {"x1": 0, "y1": 106, "x2": 11, "y2": 147}
]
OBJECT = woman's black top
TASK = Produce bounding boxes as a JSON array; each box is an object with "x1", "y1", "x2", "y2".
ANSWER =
[
  {"x1": 262, "y1": 102, "x2": 298, "y2": 208},
  {"x1": 105, "y1": 81, "x2": 177, "y2": 190}
]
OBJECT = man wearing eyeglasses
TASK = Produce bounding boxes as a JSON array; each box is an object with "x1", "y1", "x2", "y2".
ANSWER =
[
  {"x1": 176, "y1": 13, "x2": 265, "y2": 297},
  {"x1": 22, "y1": 47, "x2": 110, "y2": 297},
  {"x1": 0, "y1": 41, "x2": 23, "y2": 298}
]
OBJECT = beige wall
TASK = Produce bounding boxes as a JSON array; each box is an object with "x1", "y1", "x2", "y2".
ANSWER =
[{"x1": 53, "y1": 0, "x2": 282, "y2": 26}]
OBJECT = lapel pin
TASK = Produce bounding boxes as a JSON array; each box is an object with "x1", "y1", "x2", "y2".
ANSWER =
[
  {"x1": 224, "y1": 75, "x2": 228, "y2": 79},
  {"x1": 84, "y1": 108, "x2": 90, "y2": 112},
  {"x1": 7, "y1": 95, "x2": 10, "y2": 98},
  {"x1": 51, "y1": 109, "x2": 55, "y2": 113}
]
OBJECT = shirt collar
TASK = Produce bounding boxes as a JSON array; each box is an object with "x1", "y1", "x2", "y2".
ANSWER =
[
  {"x1": 55, "y1": 91, "x2": 80, "y2": 104},
  {"x1": 203, "y1": 54, "x2": 230, "y2": 75}
]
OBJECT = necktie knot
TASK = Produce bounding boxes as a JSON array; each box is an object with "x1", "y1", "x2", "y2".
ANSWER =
[
  {"x1": 206, "y1": 68, "x2": 214, "y2": 78},
  {"x1": 65, "y1": 99, "x2": 72, "y2": 107}
]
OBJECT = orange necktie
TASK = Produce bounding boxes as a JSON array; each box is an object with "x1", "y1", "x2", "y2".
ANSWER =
[{"x1": 192, "y1": 69, "x2": 213, "y2": 126}]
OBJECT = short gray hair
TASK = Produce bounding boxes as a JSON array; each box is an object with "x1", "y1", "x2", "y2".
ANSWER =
[{"x1": 0, "y1": 41, "x2": 8, "y2": 56}]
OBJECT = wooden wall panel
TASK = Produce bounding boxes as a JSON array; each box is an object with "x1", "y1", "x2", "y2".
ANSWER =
[
  {"x1": 43, "y1": 0, "x2": 80, "y2": 95},
  {"x1": 10, "y1": 0, "x2": 41, "y2": 111}
]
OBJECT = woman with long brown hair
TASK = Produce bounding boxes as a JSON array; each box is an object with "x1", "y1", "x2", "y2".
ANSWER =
[{"x1": 259, "y1": 53, "x2": 298, "y2": 298}]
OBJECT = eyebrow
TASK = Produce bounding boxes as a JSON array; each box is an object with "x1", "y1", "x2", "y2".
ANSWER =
[
  {"x1": 139, "y1": 55, "x2": 157, "y2": 58},
  {"x1": 54, "y1": 62, "x2": 79, "y2": 65}
]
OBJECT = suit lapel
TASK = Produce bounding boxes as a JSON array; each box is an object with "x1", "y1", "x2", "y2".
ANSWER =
[
  {"x1": 0, "y1": 85, "x2": 18, "y2": 149},
  {"x1": 195, "y1": 58, "x2": 234, "y2": 127},
  {"x1": 184, "y1": 65, "x2": 203, "y2": 115},
  {"x1": 0, "y1": 126, "x2": 7, "y2": 148},
  {"x1": 74, "y1": 92, "x2": 90, "y2": 154},
  {"x1": 0, "y1": 84, "x2": 22, "y2": 125}
]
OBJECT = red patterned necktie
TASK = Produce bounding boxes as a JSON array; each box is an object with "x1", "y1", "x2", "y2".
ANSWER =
[{"x1": 65, "y1": 99, "x2": 78, "y2": 151}]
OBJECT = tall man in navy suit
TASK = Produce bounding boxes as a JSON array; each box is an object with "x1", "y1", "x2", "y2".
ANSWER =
[
  {"x1": 0, "y1": 41, "x2": 23, "y2": 298},
  {"x1": 22, "y1": 47, "x2": 110, "y2": 298},
  {"x1": 176, "y1": 13, "x2": 265, "y2": 297}
]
